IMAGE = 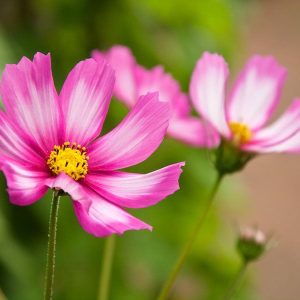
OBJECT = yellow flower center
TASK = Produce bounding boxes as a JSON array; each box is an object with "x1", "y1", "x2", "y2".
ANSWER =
[
  {"x1": 47, "y1": 142, "x2": 89, "y2": 181},
  {"x1": 229, "y1": 122, "x2": 252, "y2": 145}
]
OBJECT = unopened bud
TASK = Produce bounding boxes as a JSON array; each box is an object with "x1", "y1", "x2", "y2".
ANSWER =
[{"x1": 236, "y1": 226, "x2": 267, "y2": 263}]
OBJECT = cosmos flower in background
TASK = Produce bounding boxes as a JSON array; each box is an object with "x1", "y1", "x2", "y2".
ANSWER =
[
  {"x1": 0, "y1": 52, "x2": 184, "y2": 237},
  {"x1": 92, "y1": 45, "x2": 218, "y2": 148},
  {"x1": 190, "y1": 52, "x2": 300, "y2": 154}
]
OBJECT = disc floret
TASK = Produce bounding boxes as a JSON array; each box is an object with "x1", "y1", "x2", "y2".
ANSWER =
[
  {"x1": 229, "y1": 122, "x2": 252, "y2": 145},
  {"x1": 47, "y1": 142, "x2": 89, "y2": 180}
]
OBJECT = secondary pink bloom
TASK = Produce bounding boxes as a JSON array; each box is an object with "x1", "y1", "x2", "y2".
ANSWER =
[
  {"x1": 190, "y1": 52, "x2": 300, "y2": 153},
  {"x1": 92, "y1": 45, "x2": 218, "y2": 147},
  {"x1": 0, "y1": 52, "x2": 184, "y2": 237}
]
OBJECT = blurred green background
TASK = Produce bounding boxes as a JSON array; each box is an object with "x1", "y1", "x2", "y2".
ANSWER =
[{"x1": 0, "y1": 0, "x2": 256, "y2": 299}]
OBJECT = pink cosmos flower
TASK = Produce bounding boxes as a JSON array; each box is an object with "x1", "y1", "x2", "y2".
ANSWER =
[
  {"x1": 0, "y1": 52, "x2": 184, "y2": 237},
  {"x1": 190, "y1": 52, "x2": 300, "y2": 153},
  {"x1": 92, "y1": 45, "x2": 218, "y2": 147}
]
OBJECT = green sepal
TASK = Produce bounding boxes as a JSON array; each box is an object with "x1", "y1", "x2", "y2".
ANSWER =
[
  {"x1": 236, "y1": 237, "x2": 265, "y2": 263},
  {"x1": 214, "y1": 139, "x2": 256, "y2": 175}
]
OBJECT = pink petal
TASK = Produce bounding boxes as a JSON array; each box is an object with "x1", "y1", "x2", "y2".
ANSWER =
[
  {"x1": 0, "y1": 52, "x2": 62, "y2": 155},
  {"x1": 135, "y1": 65, "x2": 190, "y2": 117},
  {"x1": 190, "y1": 52, "x2": 230, "y2": 137},
  {"x1": 93, "y1": 46, "x2": 191, "y2": 119},
  {"x1": 92, "y1": 46, "x2": 137, "y2": 107},
  {"x1": 46, "y1": 172, "x2": 85, "y2": 199},
  {"x1": 227, "y1": 55, "x2": 287, "y2": 130},
  {"x1": 167, "y1": 116, "x2": 220, "y2": 147},
  {"x1": 0, "y1": 112, "x2": 45, "y2": 167},
  {"x1": 60, "y1": 58, "x2": 115, "y2": 146},
  {"x1": 88, "y1": 92, "x2": 170, "y2": 170},
  {"x1": 245, "y1": 131, "x2": 300, "y2": 153},
  {"x1": 244, "y1": 99, "x2": 300, "y2": 153},
  {"x1": 84, "y1": 162, "x2": 184, "y2": 208},
  {"x1": 73, "y1": 193, "x2": 152, "y2": 237},
  {"x1": 0, "y1": 159, "x2": 49, "y2": 206},
  {"x1": 46, "y1": 173, "x2": 151, "y2": 237},
  {"x1": 172, "y1": 94, "x2": 192, "y2": 118}
]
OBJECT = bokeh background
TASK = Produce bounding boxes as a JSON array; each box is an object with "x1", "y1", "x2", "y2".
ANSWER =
[{"x1": 0, "y1": 0, "x2": 299, "y2": 299}]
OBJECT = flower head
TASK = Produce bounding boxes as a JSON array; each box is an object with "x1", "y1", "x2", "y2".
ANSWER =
[
  {"x1": 190, "y1": 52, "x2": 300, "y2": 153},
  {"x1": 0, "y1": 52, "x2": 184, "y2": 237},
  {"x1": 190, "y1": 52, "x2": 300, "y2": 172},
  {"x1": 92, "y1": 45, "x2": 218, "y2": 147}
]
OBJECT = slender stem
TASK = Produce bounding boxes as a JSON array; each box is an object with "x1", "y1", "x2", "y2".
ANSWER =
[
  {"x1": 44, "y1": 190, "x2": 60, "y2": 300},
  {"x1": 98, "y1": 235, "x2": 116, "y2": 300},
  {"x1": 157, "y1": 173, "x2": 224, "y2": 300},
  {"x1": 222, "y1": 261, "x2": 248, "y2": 300},
  {"x1": 0, "y1": 289, "x2": 7, "y2": 300}
]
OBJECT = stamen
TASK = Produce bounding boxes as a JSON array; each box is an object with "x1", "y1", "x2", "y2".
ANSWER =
[
  {"x1": 47, "y1": 142, "x2": 89, "y2": 181},
  {"x1": 229, "y1": 122, "x2": 252, "y2": 145}
]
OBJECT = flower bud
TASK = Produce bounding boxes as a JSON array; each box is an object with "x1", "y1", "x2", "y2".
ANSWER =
[{"x1": 236, "y1": 226, "x2": 267, "y2": 263}]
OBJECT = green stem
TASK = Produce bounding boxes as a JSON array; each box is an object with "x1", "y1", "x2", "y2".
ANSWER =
[
  {"x1": 157, "y1": 173, "x2": 224, "y2": 300},
  {"x1": 44, "y1": 190, "x2": 60, "y2": 300},
  {"x1": 0, "y1": 289, "x2": 7, "y2": 300},
  {"x1": 98, "y1": 235, "x2": 116, "y2": 300},
  {"x1": 222, "y1": 262, "x2": 248, "y2": 300}
]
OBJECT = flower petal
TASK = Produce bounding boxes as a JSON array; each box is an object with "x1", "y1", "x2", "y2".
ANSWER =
[
  {"x1": 84, "y1": 162, "x2": 184, "y2": 208},
  {"x1": 46, "y1": 173, "x2": 151, "y2": 237},
  {"x1": 60, "y1": 58, "x2": 115, "y2": 145},
  {"x1": 88, "y1": 92, "x2": 170, "y2": 170},
  {"x1": 244, "y1": 99, "x2": 300, "y2": 153},
  {"x1": 93, "y1": 46, "x2": 191, "y2": 119},
  {"x1": 92, "y1": 46, "x2": 137, "y2": 107},
  {"x1": 73, "y1": 193, "x2": 152, "y2": 237},
  {"x1": 245, "y1": 131, "x2": 300, "y2": 153},
  {"x1": 190, "y1": 52, "x2": 229, "y2": 136},
  {"x1": 227, "y1": 55, "x2": 287, "y2": 130},
  {"x1": 135, "y1": 65, "x2": 190, "y2": 117},
  {"x1": 0, "y1": 52, "x2": 62, "y2": 154},
  {"x1": 46, "y1": 172, "x2": 84, "y2": 199},
  {"x1": 0, "y1": 159, "x2": 49, "y2": 206},
  {"x1": 167, "y1": 116, "x2": 220, "y2": 147},
  {"x1": 0, "y1": 112, "x2": 45, "y2": 167}
]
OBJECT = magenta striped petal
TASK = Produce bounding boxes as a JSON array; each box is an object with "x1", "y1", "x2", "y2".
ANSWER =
[
  {"x1": 88, "y1": 92, "x2": 169, "y2": 170},
  {"x1": 84, "y1": 162, "x2": 184, "y2": 208},
  {"x1": 0, "y1": 112, "x2": 45, "y2": 167},
  {"x1": 60, "y1": 58, "x2": 115, "y2": 146},
  {"x1": 0, "y1": 159, "x2": 49, "y2": 206},
  {"x1": 73, "y1": 194, "x2": 152, "y2": 237},
  {"x1": 190, "y1": 52, "x2": 230, "y2": 137},
  {"x1": 227, "y1": 55, "x2": 287, "y2": 130},
  {"x1": 0, "y1": 53, "x2": 62, "y2": 155},
  {"x1": 46, "y1": 173, "x2": 151, "y2": 237}
]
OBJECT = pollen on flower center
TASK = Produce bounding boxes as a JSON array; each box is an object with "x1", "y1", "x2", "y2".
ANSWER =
[
  {"x1": 47, "y1": 142, "x2": 89, "y2": 181},
  {"x1": 229, "y1": 122, "x2": 252, "y2": 144}
]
